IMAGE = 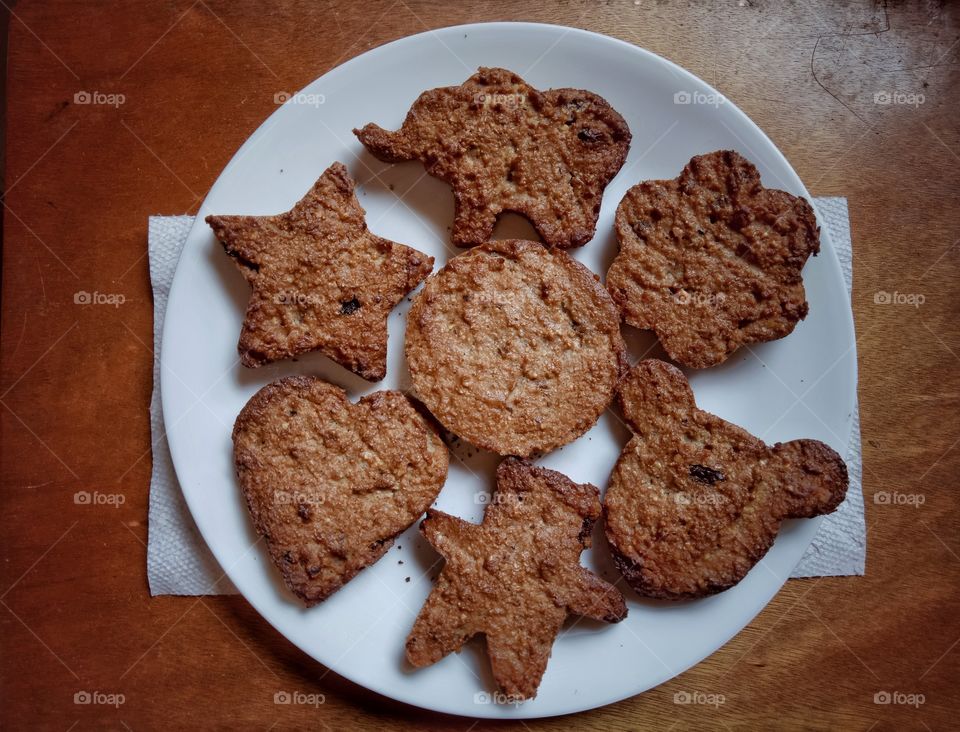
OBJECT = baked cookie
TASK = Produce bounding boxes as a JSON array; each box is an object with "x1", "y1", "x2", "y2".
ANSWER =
[
  {"x1": 405, "y1": 239, "x2": 627, "y2": 457},
  {"x1": 607, "y1": 150, "x2": 820, "y2": 368},
  {"x1": 406, "y1": 458, "x2": 626, "y2": 700},
  {"x1": 604, "y1": 359, "x2": 848, "y2": 600},
  {"x1": 233, "y1": 376, "x2": 448, "y2": 605},
  {"x1": 355, "y1": 67, "x2": 630, "y2": 248},
  {"x1": 206, "y1": 162, "x2": 433, "y2": 380}
]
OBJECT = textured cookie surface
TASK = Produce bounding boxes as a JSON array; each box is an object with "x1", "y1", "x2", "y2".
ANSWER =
[
  {"x1": 355, "y1": 67, "x2": 631, "y2": 248},
  {"x1": 206, "y1": 162, "x2": 433, "y2": 380},
  {"x1": 604, "y1": 360, "x2": 848, "y2": 600},
  {"x1": 607, "y1": 150, "x2": 820, "y2": 368},
  {"x1": 406, "y1": 458, "x2": 626, "y2": 700},
  {"x1": 405, "y1": 239, "x2": 627, "y2": 457},
  {"x1": 233, "y1": 376, "x2": 448, "y2": 606}
]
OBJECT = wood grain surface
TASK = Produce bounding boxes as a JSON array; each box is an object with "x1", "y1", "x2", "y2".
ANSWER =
[{"x1": 1, "y1": 1, "x2": 958, "y2": 729}]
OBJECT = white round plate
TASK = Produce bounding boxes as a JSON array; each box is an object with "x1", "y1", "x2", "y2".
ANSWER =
[{"x1": 162, "y1": 22, "x2": 856, "y2": 719}]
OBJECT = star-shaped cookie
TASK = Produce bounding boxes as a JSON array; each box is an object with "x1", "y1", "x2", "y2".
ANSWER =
[
  {"x1": 206, "y1": 162, "x2": 433, "y2": 380},
  {"x1": 406, "y1": 458, "x2": 627, "y2": 700}
]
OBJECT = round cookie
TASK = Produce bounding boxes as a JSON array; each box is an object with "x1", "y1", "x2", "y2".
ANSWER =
[{"x1": 405, "y1": 239, "x2": 627, "y2": 457}]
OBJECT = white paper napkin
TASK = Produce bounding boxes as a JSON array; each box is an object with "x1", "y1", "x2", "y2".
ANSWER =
[
  {"x1": 793, "y1": 197, "x2": 865, "y2": 577},
  {"x1": 147, "y1": 198, "x2": 864, "y2": 595},
  {"x1": 147, "y1": 216, "x2": 237, "y2": 595}
]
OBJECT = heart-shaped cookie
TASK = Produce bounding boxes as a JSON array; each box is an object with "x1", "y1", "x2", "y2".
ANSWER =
[{"x1": 233, "y1": 376, "x2": 449, "y2": 605}]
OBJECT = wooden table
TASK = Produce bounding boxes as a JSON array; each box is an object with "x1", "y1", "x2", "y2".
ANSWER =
[{"x1": 1, "y1": 1, "x2": 957, "y2": 729}]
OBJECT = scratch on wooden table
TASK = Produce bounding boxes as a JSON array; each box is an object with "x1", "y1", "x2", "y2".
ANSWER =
[
  {"x1": 808, "y1": 0, "x2": 891, "y2": 125},
  {"x1": 9, "y1": 312, "x2": 27, "y2": 363},
  {"x1": 34, "y1": 255, "x2": 47, "y2": 308}
]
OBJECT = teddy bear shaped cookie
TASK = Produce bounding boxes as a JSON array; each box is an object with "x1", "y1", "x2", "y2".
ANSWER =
[{"x1": 604, "y1": 359, "x2": 848, "y2": 600}]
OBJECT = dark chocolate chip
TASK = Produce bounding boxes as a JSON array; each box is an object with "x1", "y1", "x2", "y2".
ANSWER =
[
  {"x1": 339, "y1": 298, "x2": 361, "y2": 315},
  {"x1": 296, "y1": 502, "x2": 312, "y2": 522},
  {"x1": 690, "y1": 464, "x2": 725, "y2": 485},
  {"x1": 577, "y1": 128, "x2": 602, "y2": 143}
]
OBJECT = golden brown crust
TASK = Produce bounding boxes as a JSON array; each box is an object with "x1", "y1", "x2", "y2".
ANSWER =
[
  {"x1": 604, "y1": 360, "x2": 848, "y2": 600},
  {"x1": 206, "y1": 162, "x2": 433, "y2": 380},
  {"x1": 607, "y1": 150, "x2": 820, "y2": 368},
  {"x1": 232, "y1": 376, "x2": 449, "y2": 606},
  {"x1": 405, "y1": 239, "x2": 628, "y2": 457},
  {"x1": 406, "y1": 458, "x2": 626, "y2": 700},
  {"x1": 355, "y1": 67, "x2": 631, "y2": 248}
]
